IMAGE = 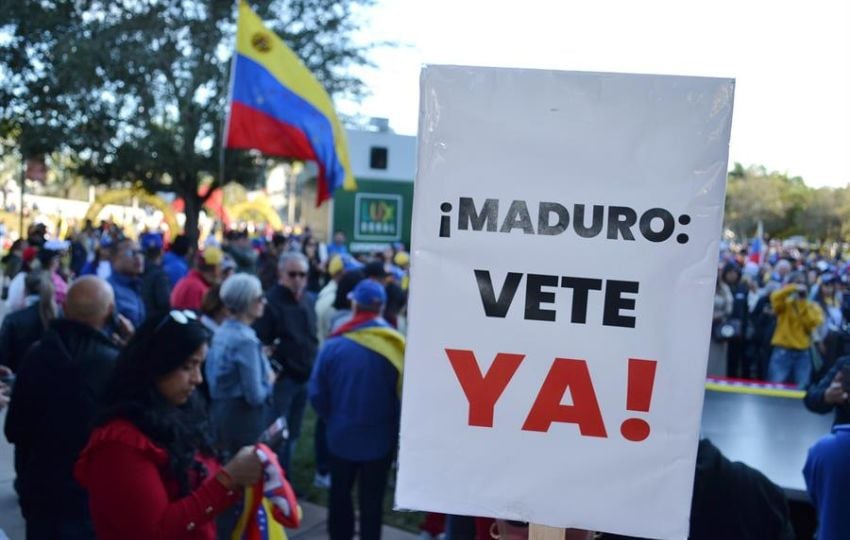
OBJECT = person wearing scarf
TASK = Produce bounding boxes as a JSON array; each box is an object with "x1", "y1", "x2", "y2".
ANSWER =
[{"x1": 308, "y1": 279, "x2": 404, "y2": 540}]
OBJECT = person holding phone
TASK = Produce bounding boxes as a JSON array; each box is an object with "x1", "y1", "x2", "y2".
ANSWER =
[
  {"x1": 74, "y1": 309, "x2": 262, "y2": 540},
  {"x1": 804, "y1": 357, "x2": 850, "y2": 427},
  {"x1": 766, "y1": 272, "x2": 823, "y2": 387}
]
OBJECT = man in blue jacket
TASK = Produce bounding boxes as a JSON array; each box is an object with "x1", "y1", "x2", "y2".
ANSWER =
[
  {"x1": 804, "y1": 424, "x2": 850, "y2": 540},
  {"x1": 308, "y1": 279, "x2": 404, "y2": 540},
  {"x1": 107, "y1": 237, "x2": 146, "y2": 328}
]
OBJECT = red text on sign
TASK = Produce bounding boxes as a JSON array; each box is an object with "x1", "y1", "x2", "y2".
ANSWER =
[{"x1": 445, "y1": 349, "x2": 658, "y2": 442}]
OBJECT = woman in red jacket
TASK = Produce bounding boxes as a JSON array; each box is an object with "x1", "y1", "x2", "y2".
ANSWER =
[{"x1": 75, "y1": 309, "x2": 262, "y2": 540}]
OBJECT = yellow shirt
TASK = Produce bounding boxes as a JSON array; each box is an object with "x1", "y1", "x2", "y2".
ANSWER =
[{"x1": 770, "y1": 285, "x2": 824, "y2": 350}]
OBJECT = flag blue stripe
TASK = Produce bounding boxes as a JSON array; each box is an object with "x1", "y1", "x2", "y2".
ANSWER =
[{"x1": 231, "y1": 53, "x2": 345, "y2": 193}]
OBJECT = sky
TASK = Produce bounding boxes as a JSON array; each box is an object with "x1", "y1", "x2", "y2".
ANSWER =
[{"x1": 338, "y1": 0, "x2": 850, "y2": 188}]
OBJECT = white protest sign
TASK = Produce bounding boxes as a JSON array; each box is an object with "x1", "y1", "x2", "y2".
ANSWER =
[{"x1": 396, "y1": 66, "x2": 734, "y2": 540}]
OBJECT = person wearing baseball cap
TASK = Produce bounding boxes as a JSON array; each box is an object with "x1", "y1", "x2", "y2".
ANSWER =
[
  {"x1": 308, "y1": 278, "x2": 405, "y2": 540},
  {"x1": 140, "y1": 233, "x2": 171, "y2": 323}
]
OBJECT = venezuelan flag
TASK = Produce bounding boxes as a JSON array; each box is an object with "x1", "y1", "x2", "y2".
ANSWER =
[
  {"x1": 225, "y1": 1, "x2": 356, "y2": 204},
  {"x1": 230, "y1": 486, "x2": 289, "y2": 540}
]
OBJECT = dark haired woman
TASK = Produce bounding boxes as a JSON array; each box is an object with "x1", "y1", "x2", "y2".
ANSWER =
[
  {"x1": 74, "y1": 311, "x2": 262, "y2": 540},
  {"x1": 302, "y1": 237, "x2": 325, "y2": 294}
]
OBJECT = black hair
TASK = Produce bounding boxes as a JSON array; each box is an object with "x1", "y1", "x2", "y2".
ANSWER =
[
  {"x1": 169, "y1": 235, "x2": 192, "y2": 257},
  {"x1": 97, "y1": 314, "x2": 212, "y2": 495},
  {"x1": 271, "y1": 233, "x2": 287, "y2": 248},
  {"x1": 721, "y1": 262, "x2": 741, "y2": 285},
  {"x1": 334, "y1": 269, "x2": 364, "y2": 310}
]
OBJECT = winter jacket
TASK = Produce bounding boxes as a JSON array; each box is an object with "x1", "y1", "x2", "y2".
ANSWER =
[
  {"x1": 309, "y1": 315, "x2": 403, "y2": 461},
  {"x1": 75, "y1": 419, "x2": 239, "y2": 540},
  {"x1": 109, "y1": 272, "x2": 147, "y2": 328},
  {"x1": 4, "y1": 319, "x2": 120, "y2": 519},
  {"x1": 141, "y1": 262, "x2": 172, "y2": 323},
  {"x1": 0, "y1": 301, "x2": 45, "y2": 372},
  {"x1": 253, "y1": 285, "x2": 317, "y2": 383},
  {"x1": 804, "y1": 356, "x2": 850, "y2": 426}
]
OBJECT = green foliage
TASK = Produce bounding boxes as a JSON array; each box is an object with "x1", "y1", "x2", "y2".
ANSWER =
[
  {"x1": 725, "y1": 163, "x2": 850, "y2": 241},
  {"x1": 0, "y1": 0, "x2": 375, "y2": 238}
]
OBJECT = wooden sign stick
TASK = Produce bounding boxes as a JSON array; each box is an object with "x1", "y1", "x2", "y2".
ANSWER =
[{"x1": 529, "y1": 524, "x2": 565, "y2": 540}]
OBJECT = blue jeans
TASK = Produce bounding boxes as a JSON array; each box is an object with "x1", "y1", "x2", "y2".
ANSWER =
[
  {"x1": 272, "y1": 377, "x2": 307, "y2": 473},
  {"x1": 767, "y1": 346, "x2": 812, "y2": 387}
]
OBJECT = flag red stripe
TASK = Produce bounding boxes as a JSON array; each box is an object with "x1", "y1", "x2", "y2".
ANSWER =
[{"x1": 226, "y1": 101, "x2": 331, "y2": 205}]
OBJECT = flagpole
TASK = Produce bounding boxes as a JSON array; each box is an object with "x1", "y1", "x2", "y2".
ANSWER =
[
  {"x1": 18, "y1": 155, "x2": 25, "y2": 239},
  {"x1": 219, "y1": 0, "x2": 241, "y2": 236}
]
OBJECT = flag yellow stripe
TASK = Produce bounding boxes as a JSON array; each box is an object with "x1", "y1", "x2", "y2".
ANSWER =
[
  {"x1": 262, "y1": 498, "x2": 288, "y2": 540},
  {"x1": 230, "y1": 487, "x2": 255, "y2": 540}
]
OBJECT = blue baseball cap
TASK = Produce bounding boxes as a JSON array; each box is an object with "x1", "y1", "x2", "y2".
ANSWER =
[
  {"x1": 140, "y1": 232, "x2": 164, "y2": 251},
  {"x1": 347, "y1": 279, "x2": 386, "y2": 308},
  {"x1": 341, "y1": 254, "x2": 364, "y2": 271}
]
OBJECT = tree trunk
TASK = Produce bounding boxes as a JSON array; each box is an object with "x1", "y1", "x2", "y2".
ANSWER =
[{"x1": 183, "y1": 191, "x2": 202, "y2": 245}]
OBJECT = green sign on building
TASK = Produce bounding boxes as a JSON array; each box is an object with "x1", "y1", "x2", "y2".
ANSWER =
[
  {"x1": 355, "y1": 193, "x2": 402, "y2": 242},
  {"x1": 333, "y1": 179, "x2": 413, "y2": 253}
]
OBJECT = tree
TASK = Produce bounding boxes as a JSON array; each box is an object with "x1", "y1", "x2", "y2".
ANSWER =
[
  {"x1": 724, "y1": 164, "x2": 811, "y2": 239},
  {"x1": 799, "y1": 187, "x2": 845, "y2": 243},
  {"x1": 0, "y1": 0, "x2": 374, "y2": 240}
]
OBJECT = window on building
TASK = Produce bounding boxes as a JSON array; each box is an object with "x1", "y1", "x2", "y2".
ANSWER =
[{"x1": 370, "y1": 146, "x2": 388, "y2": 170}]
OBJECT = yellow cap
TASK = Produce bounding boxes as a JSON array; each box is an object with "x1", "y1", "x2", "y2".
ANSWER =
[
  {"x1": 202, "y1": 247, "x2": 224, "y2": 266},
  {"x1": 393, "y1": 251, "x2": 410, "y2": 267},
  {"x1": 328, "y1": 255, "x2": 344, "y2": 276}
]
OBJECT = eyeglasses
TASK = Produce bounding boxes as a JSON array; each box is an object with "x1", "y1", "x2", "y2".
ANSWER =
[
  {"x1": 123, "y1": 249, "x2": 143, "y2": 257},
  {"x1": 287, "y1": 271, "x2": 307, "y2": 278},
  {"x1": 155, "y1": 309, "x2": 198, "y2": 333}
]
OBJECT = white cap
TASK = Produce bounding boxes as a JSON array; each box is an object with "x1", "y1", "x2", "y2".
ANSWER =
[{"x1": 43, "y1": 239, "x2": 70, "y2": 251}]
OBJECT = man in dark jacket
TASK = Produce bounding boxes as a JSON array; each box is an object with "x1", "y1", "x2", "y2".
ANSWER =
[
  {"x1": 257, "y1": 233, "x2": 287, "y2": 291},
  {"x1": 721, "y1": 263, "x2": 752, "y2": 378},
  {"x1": 139, "y1": 232, "x2": 171, "y2": 323},
  {"x1": 804, "y1": 355, "x2": 850, "y2": 426},
  {"x1": 5, "y1": 276, "x2": 121, "y2": 540},
  {"x1": 600, "y1": 439, "x2": 794, "y2": 540},
  {"x1": 0, "y1": 270, "x2": 51, "y2": 372},
  {"x1": 254, "y1": 251, "x2": 318, "y2": 472}
]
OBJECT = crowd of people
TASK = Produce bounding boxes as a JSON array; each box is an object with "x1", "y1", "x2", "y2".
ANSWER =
[
  {"x1": 0, "y1": 221, "x2": 410, "y2": 540},
  {"x1": 709, "y1": 243, "x2": 850, "y2": 389},
  {"x1": 3, "y1": 222, "x2": 850, "y2": 539}
]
